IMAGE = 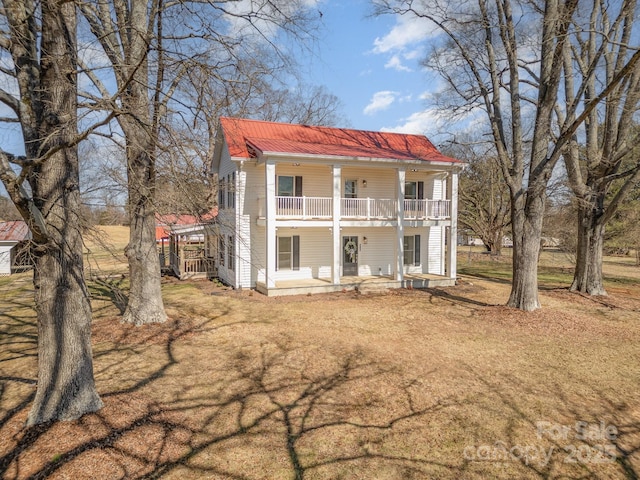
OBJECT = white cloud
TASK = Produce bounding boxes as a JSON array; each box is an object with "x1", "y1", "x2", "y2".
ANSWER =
[
  {"x1": 381, "y1": 109, "x2": 444, "y2": 136},
  {"x1": 373, "y1": 15, "x2": 438, "y2": 54},
  {"x1": 363, "y1": 91, "x2": 398, "y2": 115},
  {"x1": 385, "y1": 55, "x2": 412, "y2": 72}
]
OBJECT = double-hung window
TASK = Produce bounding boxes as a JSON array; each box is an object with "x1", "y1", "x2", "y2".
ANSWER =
[
  {"x1": 344, "y1": 179, "x2": 358, "y2": 198},
  {"x1": 277, "y1": 176, "x2": 303, "y2": 214},
  {"x1": 277, "y1": 175, "x2": 302, "y2": 196},
  {"x1": 218, "y1": 235, "x2": 225, "y2": 267},
  {"x1": 277, "y1": 236, "x2": 300, "y2": 270},
  {"x1": 403, "y1": 235, "x2": 421, "y2": 266},
  {"x1": 404, "y1": 181, "x2": 424, "y2": 215},
  {"x1": 227, "y1": 235, "x2": 235, "y2": 271}
]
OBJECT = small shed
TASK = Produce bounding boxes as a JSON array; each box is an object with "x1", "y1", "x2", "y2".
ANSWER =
[{"x1": 0, "y1": 220, "x2": 31, "y2": 275}]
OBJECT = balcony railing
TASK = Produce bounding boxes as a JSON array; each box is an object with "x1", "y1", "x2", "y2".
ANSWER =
[
  {"x1": 341, "y1": 198, "x2": 397, "y2": 219},
  {"x1": 404, "y1": 199, "x2": 450, "y2": 219},
  {"x1": 272, "y1": 196, "x2": 451, "y2": 220},
  {"x1": 276, "y1": 196, "x2": 333, "y2": 218}
]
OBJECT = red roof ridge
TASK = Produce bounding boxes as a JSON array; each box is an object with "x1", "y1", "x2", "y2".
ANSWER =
[{"x1": 219, "y1": 117, "x2": 461, "y2": 164}]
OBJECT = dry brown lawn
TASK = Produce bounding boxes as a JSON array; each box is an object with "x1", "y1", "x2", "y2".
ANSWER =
[{"x1": 1, "y1": 232, "x2": 639, "y2": 479}]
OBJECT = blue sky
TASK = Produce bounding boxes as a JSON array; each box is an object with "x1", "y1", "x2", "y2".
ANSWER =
[
  {"x1": 309, "y1": 0, "x2": 447, "y2": 140},
  {"x1": 0, "y1": 1, "x2": 448, "y2": 163}
]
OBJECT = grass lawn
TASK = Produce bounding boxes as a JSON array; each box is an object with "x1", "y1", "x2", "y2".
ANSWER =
[{"x1": 1, "y1": 229, "x2": 639, "y2": 479}]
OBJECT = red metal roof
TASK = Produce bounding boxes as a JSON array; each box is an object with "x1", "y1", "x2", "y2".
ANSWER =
[
  {"x1": 155, "y1": 210, "x2": 217, "y2": 241},
  {"x1": 219, "y1": 117, "x2": 461, "y2": 164},
  {"x1": 0, "y1": 220, "x2": 30, "y2": 242}
]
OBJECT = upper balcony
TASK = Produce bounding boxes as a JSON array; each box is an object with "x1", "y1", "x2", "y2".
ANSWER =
[{"x1": 274, "y1": 196, "x2": 450, "y2": 221}]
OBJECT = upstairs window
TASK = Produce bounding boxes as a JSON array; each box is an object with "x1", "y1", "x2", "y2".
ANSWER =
[
  {"x1": 278, "y1": 175, "x2": 302, "y2": 196},
  {"x1": 227, "y1": 172, "x2": 236, "y2": 209},
  {"x1": 405, "y1": 181, "x2": 424, "y2": 200},
  {"x1": 344, "y1": 179, "x2": 358, "y2": 198}
]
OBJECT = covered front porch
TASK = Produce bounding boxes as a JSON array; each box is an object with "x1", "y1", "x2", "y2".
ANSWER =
[{"x1": 255, "y1": 273, "x2": 455, "y2": 297}]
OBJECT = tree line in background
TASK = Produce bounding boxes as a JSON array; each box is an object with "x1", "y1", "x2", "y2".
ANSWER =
[{"x1": 1, "y1": 0, "x2": 640, "y2": 426}]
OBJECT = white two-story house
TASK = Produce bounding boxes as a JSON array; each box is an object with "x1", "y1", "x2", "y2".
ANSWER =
[{"x1": 209, "y1": 117, "x2": 464, "y2": 296}]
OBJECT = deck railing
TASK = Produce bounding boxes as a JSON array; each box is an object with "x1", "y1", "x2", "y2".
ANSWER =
[
  {"x1": 341, "y1": 198, "x2": 397, "y2": 219},
  {"x1": 169, "y1": 249, "x2": 216, "y2": 278},
  {"x1": 276, "y1": 196, "x2": 332, "y2": 218},
  {"x1": 271, "y1": 196, "x2": 451, "y2": 220},
  {"x1": 404, "y1": 199, "x2": 451, "y2": 219}
]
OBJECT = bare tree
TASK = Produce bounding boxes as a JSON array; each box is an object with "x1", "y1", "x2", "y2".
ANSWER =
[
  {"x1": 0, "y1": 0, "x2": 102, "y2": 424},
  {"x1": 561, "y1": 0, "x2": 640, "y2": 295},
  {"x1": 0, "y1": 194, "x2": 21, "y2": 220},
  {"x1": 374, "y1": 0, "x2": 640, "y2": 310},
  {"x1": 444, "y1": 140, "x2": 510, "y2": 254},
  {"x1": 78, "y1": 0, "x2": 169, "y2": 325},
  {"x1": 77, "y1": 0, "x2": 320, "y2": 324},
  {"x1": 460, "y1": 156, "x2": 511, "y2": 254}
]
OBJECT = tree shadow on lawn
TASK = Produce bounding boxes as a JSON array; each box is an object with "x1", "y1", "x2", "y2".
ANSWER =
[
  {"x1": 457, "y1": 364, "x2": 640, "y2": 480},
  {"x1": 0, "y1": 314, "x2": 468, "y2": 480},
  {"x1": 2, "y1": 286, "x2": 639, "y2": 479}
]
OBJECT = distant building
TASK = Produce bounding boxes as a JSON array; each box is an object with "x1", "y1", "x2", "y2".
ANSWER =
[{"x1": 0, "y1": 221, "x2": 31, "y2": 275}]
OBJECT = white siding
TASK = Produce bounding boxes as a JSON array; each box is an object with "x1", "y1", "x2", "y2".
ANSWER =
[
  {"x1": 269, "y1": 227, "x2": 332, "y2": 281},
  {"x1": 403, "y1": 227, "x2": 427, "y2": 275},
  {"x1": 340, "y1": 228, "x2": 396, "y2": 276},
  {"x1": 218, "y1": 140, "x2": 236, "y2": 178},
  {"x1": 341, "y1": 167, "x2": 396, "y2": 200},
  {"x1": 427, "y1": 226, "x2": 444, "y2": 275},
  {"x1": 277, "y1": 164, "x2": 332, "y2": 197},
  {"x1": 425, "y1": 175, "x2": 445, "y2": 200},
  {"x1": 237, "y1": 214, "x2": 252, "y2": 288}
]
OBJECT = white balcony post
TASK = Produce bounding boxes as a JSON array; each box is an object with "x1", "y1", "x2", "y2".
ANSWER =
[
  {"x1": 265, "y1": 160, "x2": 277, "y2": 288},
  {"x1": 332, "y1": 165, "x2": 341, "y2": 284},
  {"x1": 446, "y1": 171, "x2": 458, "y2": 280},
  {"x1": 396, "y1": 168, "x2": 405, "y2": 282}
]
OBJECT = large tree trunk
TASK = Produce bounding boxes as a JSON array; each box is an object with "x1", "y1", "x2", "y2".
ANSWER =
[
  {"x1": 26, "y1": 0, "x2": 102, "y2": 425},
  {"x1": 507, "y1": 195, "x2": 544, "y2": 311},
  {"x1": 116, "y1": 0, "x2": 166, "y2": 326},
  {"x1": 122, "y1": 139, "x2": 167, "y2": 326},
  {"x1": 570, "y1": 200, "x2": 607, "y2": 295}
]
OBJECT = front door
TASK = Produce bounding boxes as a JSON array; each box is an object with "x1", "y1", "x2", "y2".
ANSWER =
[{"x1": 343, "y1": 236, "x2": 358, "y2": 276}]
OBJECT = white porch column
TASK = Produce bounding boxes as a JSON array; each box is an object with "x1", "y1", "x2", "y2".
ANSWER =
[
  {"x1": 332, "y1": 165, "x2": 341, "y2": 284},
  {"x1": 446, "y1": 171, "x2": 459, "y2": 280},
  {"x1": 396, "y1": 168, "x2": 405, "y2": 282},
  {"x1": 265, "y1": 160, "x2": 277, "y2": 288}
]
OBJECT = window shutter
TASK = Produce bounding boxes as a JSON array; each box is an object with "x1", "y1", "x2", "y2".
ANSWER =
[
  {"x1": 295, "y1": 176, "x2": 303, "y2": 197},
  {"x1": 414, "y1": 235, "x2": 421, "y2": 265},
  {"x1": 293, "y1": 177, "x2": 302, "y2": 197},
  {"x1": 219, "y1": 179, "x2": 225, "y2": 209},
  {"x1": 293, "y1": 235, "x2": 300, "y2": 270},
  {"x1": 418, "y1": 181, "x2": 424, "y2": 200}
]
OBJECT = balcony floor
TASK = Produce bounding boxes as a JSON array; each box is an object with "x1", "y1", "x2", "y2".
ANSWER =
[{"x1": 255, "y1": 273, "x2": 455, "y2": 297}]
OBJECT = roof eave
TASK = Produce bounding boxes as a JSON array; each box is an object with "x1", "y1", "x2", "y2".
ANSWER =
[{"x1": 252, "y1": 150, "x2": 463, "y2": 169}]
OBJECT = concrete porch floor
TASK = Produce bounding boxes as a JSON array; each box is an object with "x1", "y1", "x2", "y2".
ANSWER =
[{"x1": 255, "y1": 273, "x2": 455, "y2": 297}]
